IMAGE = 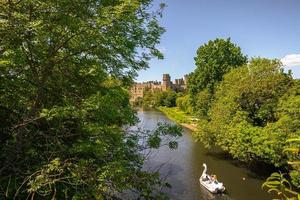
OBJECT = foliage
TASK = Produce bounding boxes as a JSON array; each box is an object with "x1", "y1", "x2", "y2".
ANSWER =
[
  {"x1": 145, "y1": 123, "x2": 183, "y2": 149},
  {"x1": 142, "y1": 89, "x2": 156, "y2": 107},
  {"x1": 194, "y1": 89, "x2": 212, "y2": 119},
  {"x1": 162, "y1": 89, "x2": 177, "y2": 107},
  {"x1": 176, "y1": 94, "x2": 193, "y2": 114},
  {"x1": 262, "y1": 172, "x2": 298, "y2": 200},
  {"x1": 188, "y1": 38, "x2": 247, "y2": 106},
  {"x1": 0, "y1": 0, "x2": 184, "y2": 199},
  {"x1": 285, "y1": 138, "x2": 300, "y2": 189},
  {"x1": 142, "y1": 89, "x2": 177, "y2": 108},
  {"x1": 196, "y1": 58, "x2": 296, "y2": 166},
  {"x1": 263, "y1": 137, "x2": 300, "y2": 200},
  {"x1": 132, "y1": 97, "x2": 144, "y2": 107}
]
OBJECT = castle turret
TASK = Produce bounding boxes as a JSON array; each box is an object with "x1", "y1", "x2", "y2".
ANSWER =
[
  {"x1": 162, "y1": 74, "x2": 171, "y2": 91},
  {"x1": 183, "y1": 74, "x2": 188, "y2": 85}
]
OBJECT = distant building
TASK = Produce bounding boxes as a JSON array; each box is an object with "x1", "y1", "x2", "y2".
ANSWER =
[{"x1": 130, "y1": 74, "x2": 188, "y2": 102}]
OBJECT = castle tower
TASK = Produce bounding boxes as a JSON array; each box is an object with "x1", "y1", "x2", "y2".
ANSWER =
[
  {"x1": 162, "y1": 74, "x2": 171, "y2": 91},
  {"x1": 183, "y1": 74, "x2": 188, "y2": 85}
]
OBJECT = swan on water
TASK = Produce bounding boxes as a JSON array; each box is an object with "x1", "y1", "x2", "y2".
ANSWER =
[{"x1": 199, "y1": 163, "x2": 225, "y2": 193}]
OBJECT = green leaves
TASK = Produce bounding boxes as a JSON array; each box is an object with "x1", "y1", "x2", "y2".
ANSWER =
[
  {"x1": 0, "y1": 0, "x2": 168, "y2": 199},
  {"x1": 146, "y1": 123, "x2": 182, "y2": 149},
  {"x1": 263, "y1": 136, "x2": 300, "y2": 200},
  {"x1": 262, "y1": 172, "x2": 297, "y2": 199},
  {"x1": 195, "y1": 58, "x2": 296, "y2": 166},
  {"x1": 176, "y1": 94, "x2": 193, "y2": 114},
  {"x1": 181, "y1": 38, "x2": 299, "y2": 200},
  {"x1": 187, "y1": 38, "x2": 247, "y2": 121},
  {"x1": 147, "y1": 134, "x2": 162, "y2": 149},
  {"x1": 142, "y1": 89, "x2": 177, "y2": 108},
  {"x1": 188, "y1": 38, "x2": 247, "y2": 103}
]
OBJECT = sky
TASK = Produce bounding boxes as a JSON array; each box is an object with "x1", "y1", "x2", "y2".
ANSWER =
[{"x1": 136, "y1": 0, "x2": 300, "y2": 82}]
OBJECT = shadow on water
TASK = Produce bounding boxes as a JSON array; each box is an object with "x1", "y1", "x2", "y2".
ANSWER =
[
  {"x1": 136, "y1": 109, "x2": 274, "y2": 200},
  {"x1": 203, "y1": 146, "x2": 277, "y2": 179}
]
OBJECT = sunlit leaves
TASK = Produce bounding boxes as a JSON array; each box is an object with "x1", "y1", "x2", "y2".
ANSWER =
[
  {"x1": 188, "y1": 38, "x2": 247, "y2": 105},
  {"x1": 262, "y1": 172, "x2": 298, "y2": 199},
  {"x1": 142, "y1": 89, "x2": 177, "y2": 108},
  {"x1": 196, "y1": 58, "x2": 297, "y2": 166},
  {"x1": 263, "y1": 137, "x2": 300, "y2": 200},
  {"x1": 0, "y1": 0, "x2": 168, "y2": 199}
]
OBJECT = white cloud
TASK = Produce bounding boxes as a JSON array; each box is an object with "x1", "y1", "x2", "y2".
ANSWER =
[{"x1": 281, "y1": 54, "x2": 300, "y2": 67}]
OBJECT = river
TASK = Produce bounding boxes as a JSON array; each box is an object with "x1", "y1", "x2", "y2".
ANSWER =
[{"x1": 136, "y1": 109, "x2": 272, "y2": 200}]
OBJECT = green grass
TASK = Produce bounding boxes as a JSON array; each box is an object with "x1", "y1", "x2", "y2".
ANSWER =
[{"x1": 157, "y1": 107, "x2": 195, "y2": 124}]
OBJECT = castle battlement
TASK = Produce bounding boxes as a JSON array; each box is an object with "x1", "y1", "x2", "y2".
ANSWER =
[{"x1": 130, "y1": 74, "x2": 188, "y2": 102}]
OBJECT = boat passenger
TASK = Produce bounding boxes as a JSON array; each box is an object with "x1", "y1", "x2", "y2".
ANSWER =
[{"x1": 211, "y1": 175, "x2": 217, "y2": 182}]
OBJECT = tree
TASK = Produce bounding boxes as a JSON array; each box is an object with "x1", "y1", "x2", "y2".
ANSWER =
[
  {"x1": 262, "y1": 82, "x2": 300, "y2": 198},
  {"x1": 196, "y1": 58, "x2": 294, "y2": 166},
  {"x1": 142, "y1": 89, "x2": 155, "y2": 107},
  {"x1": 141, "y1": 89, "x2": 177, "y2": 108},
  {"x1": 176, "y1": 94, "x2": 193, "y2": 114},
  {"x1": 188, "y1": 38, "x2": 247, "y2": 107},
  {"x1": 0, "y1": 1, "x2": 183, "y2": 199},
  {"x1": 194, "y1": 89, "x2": 212, "y2": 118},
  {"x1": 162, "y1": 89, "x2": 177, "y2": 107}
]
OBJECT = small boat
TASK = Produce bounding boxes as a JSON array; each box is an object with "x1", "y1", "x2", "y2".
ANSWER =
[{"x1": 199, "y1": 163, "x2": 225, "y2": 193}]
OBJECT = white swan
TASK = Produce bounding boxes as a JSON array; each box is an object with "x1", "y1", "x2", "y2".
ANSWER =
[{"x1": 199, "y1": 163, "x2": 225, "y2": 193}]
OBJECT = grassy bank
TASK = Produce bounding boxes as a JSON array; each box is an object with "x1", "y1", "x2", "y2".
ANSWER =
[{"x1": 157, "y1": 107, "x2": 198, "y2": 131}]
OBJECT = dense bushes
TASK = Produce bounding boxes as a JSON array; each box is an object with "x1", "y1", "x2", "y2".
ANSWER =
[
  {"x1": 142, "y1": 89, "x2": 177, "y2": 107},
  {"x1": 176, "y1": 94, "x2": 193, "y2": 114},
  {"x1": 196, "y1": 58, "x2": 296, "y2": 166}
]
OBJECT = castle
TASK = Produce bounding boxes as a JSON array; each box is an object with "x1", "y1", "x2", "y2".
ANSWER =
[{"x1": 130, "y1": 74, "x2": 188, "y2": 102}]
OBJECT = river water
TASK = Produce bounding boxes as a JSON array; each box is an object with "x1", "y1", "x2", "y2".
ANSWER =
[{"x1": 137, "y1": 109, "x2": 272, "y2": 200}]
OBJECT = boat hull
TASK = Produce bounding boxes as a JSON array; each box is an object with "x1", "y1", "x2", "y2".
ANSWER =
[{"x1": 199, "y1": 176, "x2": 225, "y2": 194}]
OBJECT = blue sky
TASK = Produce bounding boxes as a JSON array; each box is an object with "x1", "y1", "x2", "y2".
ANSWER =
[{"x1": 136, "y1": 0, "x2": 300, "y2": 82}]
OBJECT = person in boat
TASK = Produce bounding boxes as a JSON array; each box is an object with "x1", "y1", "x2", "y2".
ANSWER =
[
  {"x1": 210, "y1": 174, "x2": 218, "y2": 184},
  {"x1": 211, "y1": 175, "x2": 217, "y2": 181}
]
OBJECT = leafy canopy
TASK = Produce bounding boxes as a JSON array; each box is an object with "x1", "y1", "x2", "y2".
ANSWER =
[
  {"x1": 196, "y1": 58, "x2": 296, "y2": 166},
  {"x1": 188, "y1": 38, "x2": 247, "y2": 97},
  {"x1": 0, "y1": 0, "x2": 183, "y2": 199}
]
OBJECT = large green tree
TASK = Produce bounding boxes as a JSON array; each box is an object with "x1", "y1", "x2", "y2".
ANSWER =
[
  {"x1": 196, "y1": 58, "x2": 295, "y2": 166},
  {"x1": 188, "y1": 38, "x2": 247, "y2": 116},
  {"x1": 0, "y1": 1, "x2": 182, "y2": 199}
]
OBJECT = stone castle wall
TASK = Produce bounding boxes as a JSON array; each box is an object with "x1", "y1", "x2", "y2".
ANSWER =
[{"x1": 130, "y1": 74, "x2": 187, "y2": 102}]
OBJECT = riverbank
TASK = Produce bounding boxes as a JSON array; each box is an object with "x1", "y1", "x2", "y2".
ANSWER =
[
  {"x1": 157, "y1": 107, "x2": 198, "y2": 131},
  {"x1": 138, "y1": 110, "x2": 272, "y2": 200},
  {"x1": 156, "y1": 106, "x2": 278, "y2": 174}
]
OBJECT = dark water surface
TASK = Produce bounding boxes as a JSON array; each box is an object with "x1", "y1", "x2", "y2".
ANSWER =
[{"x1": 137, "y1": 110, "x2": 272, "y2": 200}]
